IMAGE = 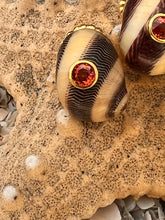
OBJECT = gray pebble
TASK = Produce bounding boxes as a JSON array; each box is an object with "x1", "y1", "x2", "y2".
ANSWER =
[
  {"x1": 34, "y1": 0, "x2": 45, "y2": 4},
  {"x1": 122, "y1": 208, "x2": 134, "y2": 220},
  {"x1": 124, "y1": 196, "x2": 136, "y2": 212},
  {"x1": 158, "y1": 206, "x2": 165, "y2": 220},
  {"x1": 115, "y1": 199, "x2": 125, "y2": 209},
  {"x1": 0, "y1": 108, "x2": 8, "y2": 121},
  {"x1": 137, "y1": 196, "x2": 155, "y2": 210},
  {"x1": 144, "y1": 211, "x2": 152, "y2": 220},
  {"x1": 0, "y1": 86, "x2": 10, "y2": 108},
  {"x1": 90, "y1": 203, "x2": 121, "y2": 220},
  {"x1": 131, "y1": 210, "x2": 145, "y2": 220},
  {"x1": 64, "y1": 0, "x2": 79, "y2": 5},
  {"x1": 149, "y1": 210, "x2": 158, "y2": 220}
]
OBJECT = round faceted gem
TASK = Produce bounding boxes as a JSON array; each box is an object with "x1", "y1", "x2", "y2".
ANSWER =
[
  {"x1": 71, "y1": 62, "x2": 96, "y2": 88},
  {"x1": 152, "y1": 15, "x2": 165, "y2": 41}
]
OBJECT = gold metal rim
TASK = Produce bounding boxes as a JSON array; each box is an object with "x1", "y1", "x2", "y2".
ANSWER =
[
  {"x1": 69, "y1": 60, "x2": 99, "y2": 90},
  {"x1": 65, "y1": 25, "x2": 102, "y2": 38},
  {"x1": 148, "y1": 13, "x2": 165, "y2": 44},
  {"x1": 119, "y1": 0, "x2": 128, "y2": 14},
  {"x1": 63, "y1": 25, "x2": 103, "y2": 47},
  {"x1": 73, "y1": 25, "x2": 102, "y2": 33}
]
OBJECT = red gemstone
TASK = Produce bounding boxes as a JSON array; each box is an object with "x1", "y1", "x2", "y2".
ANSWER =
[
  {"x1": 152, "y1": 16, "x2": 165, "y2": 40},
  {"x1": 71, "y1": 62, "x2": 96, "y2": 88}
]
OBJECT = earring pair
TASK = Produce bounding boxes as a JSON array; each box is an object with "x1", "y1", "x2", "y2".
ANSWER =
[{"x1": 56, "y1": 0, "x2": 165, "y2": 122}]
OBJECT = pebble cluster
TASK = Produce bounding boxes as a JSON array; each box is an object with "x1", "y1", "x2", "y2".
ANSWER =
[
  {"x1": 0, "y1": 86, "x2": 17, "y2": 148},
  {"x1": 88, "y1": 196, "x2": 165, "y2": 220}
]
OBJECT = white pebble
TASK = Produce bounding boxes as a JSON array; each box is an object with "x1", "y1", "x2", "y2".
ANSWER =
[
  {"x1": 64, "y1": 0, "x2": 79, "y2": 5},
  {"x1": 124, "y1": 196, "x2": 136, "y2": 212},
  {"x1": 144, "y1": 211, "x2": 152, "y2": 220},
  {"x1": 137, "y1": 196, "x2": 155, "y2": 210},
  {"x1": 0, "y1": 121, "x2": 7, "y2": 127},
  {"x1": 2, "y1": 185, "x2": 17, "y2": 201},
  {"x1": 91, "y1": 203, "x2": 121, "y2": 220},
  {"x1": 0, "y1": 108, "x2": 8, "y2": 121},
  {"x1": 110, "y1": 24, "x2": 122, "y2": 37},
  {"x1": 46, "y1": 75, "x2": 54, "y2": 84},
  {"x1": 56, "y1": 109, "x2": 70, "y2": 125},
  {"x1": 25, "y1": 155, "x2": 39, "y2": 169}
]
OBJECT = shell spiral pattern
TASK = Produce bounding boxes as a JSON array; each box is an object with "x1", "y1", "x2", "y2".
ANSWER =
[
  {"x1": 120, "y1": 0, "x2": 165, "y2": 75},
  {"x1": 56, "y1": 27, "x2": 128, "y2": 122}
]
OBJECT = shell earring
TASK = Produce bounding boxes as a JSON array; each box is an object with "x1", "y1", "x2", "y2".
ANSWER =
[
  {"x1": 56, "y1": 26, "x2": 128, "y2": 122},
  {"x1": 120, "y1": 0, "x2": 165, "y2": 75}
]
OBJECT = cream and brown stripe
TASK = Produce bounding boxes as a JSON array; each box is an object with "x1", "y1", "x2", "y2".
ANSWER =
[
  {"x1": 120, "y1": 0, "x2": 160, "y2": 55},
  {"x1": 56, "y1": 29, "x2": 96, "y2": 110},
  {"x1": 120, "y1": 0, "x2": 142, "y2": 38},
  {"x1": 56, "y1": 28, "x2": 128, "y2": 122},
  {"x1": 91, "y1": 59, "x2": 127, "y2": 122},
  {"x1": 120, "y1": 0, "x2": 165, "y2": 75},
  {"x1": 56, "y1": 32, "x2": 73, "y2": 78}
]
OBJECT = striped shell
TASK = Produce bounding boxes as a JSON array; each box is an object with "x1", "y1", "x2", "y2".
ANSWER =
[
  {"x1": 56, "y1": 27, "x2": 128, "y2": 122},
  {"x1": 120, "y1": 0, "x2": 165, "y2": 75}
]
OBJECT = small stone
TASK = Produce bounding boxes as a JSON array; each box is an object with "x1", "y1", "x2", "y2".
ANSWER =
[
  {"x1": 2, "y1": 185, "x2": 17, "y2": 201},
  {"x1": 137, "y1": 196, "x2": 155, "y2": 210},
  {"x1": 90, "y1": 203, "x2": 121, "y2": 220},
  {"x1": 158, "y1": 206, "x2": 165, "y2": 220},
  {"x1": 124, "y1": 196, "x2": 136, "y2": 212},
  {"x1": 149, "y1": 210, "x2": 157, "y2": 220},
  {"x1": 64, "y1": 0, "x2": 79, "y2": 5},
  {"x1": 34, "y1": 0, "x2": 45, "y2": 4},
  {"x1": 25, "y1": 155, "x2": 39, "y2": 169},
  {"x1": 144, "y1": 211, "x2": 152, "y2": 220},
  {"x1": 47, "y1": 75, "x2": 55, "y2": 84},
  {"x1": 159, "y1": 199, "x2": 165, "y2": 214},
  {"x1": 110, "y1": 24, "x2": 122, "y2": 37},
  {"x1": 131, "y1": 210, "x2": 145, "y2": 220},
  {"x1": 152, "y1": 16, "x2": 165, "y2": 40},
  {"x1": 8, "y1": 100, "x2": 17, "y2": 112},
  {"x1": 122, "y1": 207, "x2": 134, "y2": 220},
  {"x1": 0, "y1": 86, "x2": 10, "y2": 108},
  {"x1": 56, "y1": 109, "x2": 70, "y2": 125},
  {"x1": 6, "y1": 111, "x2": 18, "y2": 127},
  {"x1": 0, "y1": 121, "x2": 7, "y2": 127},
  {"x1": 115, "y1": 199, "x2": 125, "y2": 209},
  {"x1": 0, "y1": 108, "x2": 8, "y2": 121}
]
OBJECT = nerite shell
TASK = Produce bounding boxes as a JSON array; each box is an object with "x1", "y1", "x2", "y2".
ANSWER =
[
  {"x1": 56, "y1": 27, "x2": 128, "y2": 122},
  {"x1": 120, "y1": 0, "x2": 165, "y2": 75}
]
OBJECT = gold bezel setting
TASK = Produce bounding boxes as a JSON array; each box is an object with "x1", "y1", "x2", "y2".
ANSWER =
[
  {"x1": 148, "y1": 13, "x2": 165, "y2": 44},
  {"x1": 69, "y1": 60, "x2": 99, "y2": 90}
]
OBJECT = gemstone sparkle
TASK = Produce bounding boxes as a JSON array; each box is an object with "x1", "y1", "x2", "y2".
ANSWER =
[
  {"x1": 71, "y1": 62, "x2": 96, "y2": 88},
  {"x1": 152, "y1": 16, "x2": 165, "y2": 41}
]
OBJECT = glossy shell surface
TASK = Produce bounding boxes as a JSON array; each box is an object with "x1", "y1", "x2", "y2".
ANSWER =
[
  {"x1": 56, "y1": 27, "x2": 128, "y2": 122},
  {"x1": 120, "y1": 0, "x2": 165, "y2": 75}
]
